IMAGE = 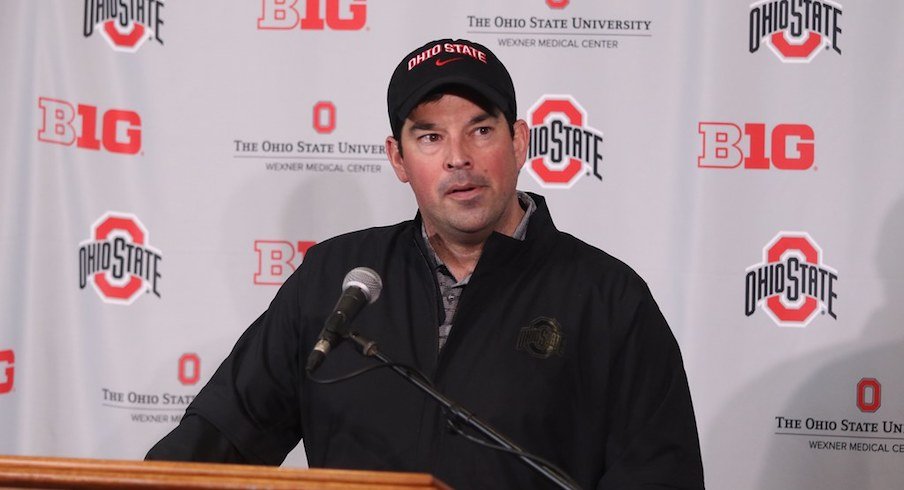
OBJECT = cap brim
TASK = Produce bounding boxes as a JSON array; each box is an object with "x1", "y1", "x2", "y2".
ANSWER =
[{"x1": 395, "y1": 75, "x2": 512, "y2": 131}]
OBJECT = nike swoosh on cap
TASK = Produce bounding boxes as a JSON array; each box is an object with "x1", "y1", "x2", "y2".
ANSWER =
[{"x1": 435, "y1": 57, "x2": 463, "y2": 67}]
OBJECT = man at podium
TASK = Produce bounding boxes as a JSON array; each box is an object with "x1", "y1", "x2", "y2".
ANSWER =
[{"x1": 148, "y1": 38, "x2": 705, "y2": 489}]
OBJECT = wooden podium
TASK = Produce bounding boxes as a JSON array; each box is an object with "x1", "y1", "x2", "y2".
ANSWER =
[{"x1": 0, "y1": 455, "x2": 451, "y2": 489}]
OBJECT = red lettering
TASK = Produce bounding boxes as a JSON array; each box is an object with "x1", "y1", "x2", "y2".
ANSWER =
[
  {"x1": 258, "y1": 0, "x2": 366, "y2": 31},
  {"x1": 857, "y1": 378, "x2": 881, "y2": 413},
  {"x1": 313, "y1": 101, "x2": 336, "y2": 134},
  {"x1": 772, "y1": 124, "x2": 815, "y2": 170},
  {"x1": 178, "y1": 353, "x2": 201, "y2": 386},
  {"x1": 698, "y1": 122, "x2": 743, "y2": 168},
  {"x1": 254, "y1": 240, "x2": 316, "y2": 285},
  {"x1": 698, "y1": 122, "x2": 814, "y2": 170},
  {"x1": 37, "y1": 97, "x2": 76, "y2": 146},
  {"x1": 0, "y1": 349, "x2": 13, "y2": 394},
  {"x1": 37, "y1": 98, "x2": 142, "y2": 155},
  {"x1": 744, "y1": 123, "x2": 770, "y2": 169}
]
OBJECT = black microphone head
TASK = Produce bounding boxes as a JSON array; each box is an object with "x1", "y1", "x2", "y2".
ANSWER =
[{"x1": 343, "y1": 267, "x2": 383, "y2": 304}]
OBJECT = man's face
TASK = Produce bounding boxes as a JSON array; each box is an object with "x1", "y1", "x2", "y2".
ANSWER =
[{"x1": 386, "y1": 93, "x2": 529, "y2": 244}]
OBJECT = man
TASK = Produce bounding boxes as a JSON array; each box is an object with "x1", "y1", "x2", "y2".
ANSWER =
[{"x1": 148, "y1": 38, "x2": 705, "y2": 489}]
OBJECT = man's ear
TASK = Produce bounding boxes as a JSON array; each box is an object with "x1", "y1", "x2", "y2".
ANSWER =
[
  {"x1": 386, "y1": 136, "x2": 409, "y2": 183},
  {"x1": 512, "y1": 119, "x2": 529, "y2": 171}
]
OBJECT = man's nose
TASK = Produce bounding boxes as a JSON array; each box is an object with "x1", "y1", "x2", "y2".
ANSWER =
[{"x1": 445, "y1": 137, "x2": 471, "y2": 170}]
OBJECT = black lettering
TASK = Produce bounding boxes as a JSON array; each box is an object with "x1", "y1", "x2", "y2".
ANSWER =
[
  {"x1": 750, "y1": 8, "x2": 761, "y2": 52},
  {"x1": 831, "y1": 7, "x2": 841, "y2": 54},
  {"x1": 787, "y1": 257, "x2": 799, "y2": 302},
  {"x1": 826, "y1": 271, "x2": 837, "y2": 319},
  {"x1": 790, "y1": 0, "x2": 802, "y2": 37},
  {"x1": 745, "y1": 270, "x2": 758, "y2": 315},
  {"x1": 112, "y1": 237, "x2": 125, "y2": 280},
  {"x1": 550, "y1": 120, "x2": 563, "y2": 163}
]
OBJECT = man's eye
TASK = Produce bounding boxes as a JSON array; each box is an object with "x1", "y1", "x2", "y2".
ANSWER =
[
  {"x1": 419, "y1": 134, "x2": 440, "y2": 143},
  {"x1": 476, "y1": 127, "x2": 492, "y2": 136}
]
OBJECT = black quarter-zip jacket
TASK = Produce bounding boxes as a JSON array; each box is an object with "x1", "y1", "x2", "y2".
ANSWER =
[{"x1": 147, "y1": 193, "x2": 705, "y2": 489}]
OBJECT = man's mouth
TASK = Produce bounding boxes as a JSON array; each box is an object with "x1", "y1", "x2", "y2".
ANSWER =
[{"x1": 446, "y1": 184, "x2": 482, "y2": 199}]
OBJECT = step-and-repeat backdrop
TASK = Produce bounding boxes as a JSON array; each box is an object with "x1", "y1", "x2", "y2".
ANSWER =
[{"x1": 2, "y1": 1, "x2": 903, "y2": 488}]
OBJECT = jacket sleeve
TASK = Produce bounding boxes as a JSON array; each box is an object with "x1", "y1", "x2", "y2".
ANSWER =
[
  {"x1": 145, "y1": 414, "x2": 248, "y2": 463},
  {"x1": 597, "y1": 283, "x2": 705, "y2": 489},
  {"x1": 144, "y1": 268, "x2": 307, "y2": 466}
]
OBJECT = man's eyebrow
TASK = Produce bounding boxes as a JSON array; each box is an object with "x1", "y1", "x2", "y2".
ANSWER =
[
  {"x1": 407, "y1": 121, "x2": 436, "y2": 132},
  {"x1": 468, "y1": 112, "x2": 498, "y2": 126},
  {"x1": 407, "y1": 112, "x2": 499, "y2": 133}
]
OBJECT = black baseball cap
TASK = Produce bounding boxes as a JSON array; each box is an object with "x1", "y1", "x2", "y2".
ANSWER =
[{"x1": 387, "y1": 38, "x2": 516, "y2": 138}]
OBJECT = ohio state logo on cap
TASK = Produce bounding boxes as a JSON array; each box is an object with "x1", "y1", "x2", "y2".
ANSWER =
[
  {"x1": 526, "y1": 95, "x2": 603, "y2": 188},
  {"x1": 78, "y1": 212, "x2": 163, "y2": 305},
  {"x1": 745, "y1": 232, "x2": 838, "y2": 327},
  {"x1": 748, "y1": 0, "x2": 842, "y2": 63},
  {"x1": 83, "y1": 0, "x2": 165, "y2": 53}
]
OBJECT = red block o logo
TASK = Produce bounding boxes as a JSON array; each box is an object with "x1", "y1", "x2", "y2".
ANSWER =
[
  {"x1": 765, "y1": 235, "x2": 820, "y2": 324},
  {"x1": 527, "y1": 97, "x2": 586, "y2": 187},
  {"x1": 179, "y1": 353, "x2": 201, "y2": 386},
  {"x1": 857, "y1": 378, "x2": 881, "y2": 413},
  {"x1": 93, "y1": 215, "x2": 147, "y2": 303},
  {"x1": 313, "y1": 101, "x2": 336, "y2": 134}
]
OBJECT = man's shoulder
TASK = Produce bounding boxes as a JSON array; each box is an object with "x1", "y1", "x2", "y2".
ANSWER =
[
  {"x1": 304, "y1": 220, "x2": 417, "y2": 263},
  {"x1": 542, "y1": 229, "x2": 650, "y2": 291}
]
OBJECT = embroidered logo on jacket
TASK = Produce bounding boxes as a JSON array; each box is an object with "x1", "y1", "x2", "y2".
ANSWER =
[{"x1": 516, "y1": 317, "x2": 565, "y2": 359}]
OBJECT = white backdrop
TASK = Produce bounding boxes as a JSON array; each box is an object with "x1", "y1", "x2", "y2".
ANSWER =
[{"x1": 2, "y1": 1, "x2": 904, "y2": 488}]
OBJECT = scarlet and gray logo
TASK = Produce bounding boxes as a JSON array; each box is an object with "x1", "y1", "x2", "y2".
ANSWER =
[
  {"x1": 178, "y1": 353, "x2": 201, "y2": 386},
  {"x1": 0, "y1": 349, "x2": 13, "y2": 394},
  {"x1": 254, "y1": 240, "x2": 316, "y2": 285},
  {"x1": 83, "y1": 0, "x2": 165, "y2": 52},
  {"x1": 78, "y1": 212, "x2": 162, "y2": 305},
  {"x1": 37, "y1": 97, "x2": 142, "y2": 155},
  {"x1": 698, "y1": 122, "x2": 815, "y2": 170},
  {"x1": 745, "y1": 232, "x2": 837, "y2": 327},
  {"x1": 526, "y1": 95, "x2": 603, "y2": 188},
  {"x1": 857, "y1": 378, "x2": 881, "y2": 413},
  {"x1": 749, "y1": 0, "x2": 842, "y2": 63},
  {"x1": 258, "y1": 0, "x2": 367, "y2": 31}
]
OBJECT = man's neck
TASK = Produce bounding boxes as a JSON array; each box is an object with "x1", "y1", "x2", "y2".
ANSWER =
[
  {"x1": 426, "y1": 233, "x2": 484, "y2": 282},
  {"x1": 423, "y1": 198, "x2": 526, "y2": 282}
]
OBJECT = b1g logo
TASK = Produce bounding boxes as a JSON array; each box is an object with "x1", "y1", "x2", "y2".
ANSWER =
[
  {"x1": 37, "y1": 97, "x2": 142, "y2": 155},
  {"x1": 526, "y1": 95, "x2": 604, "y2": 188},
  {"x1": 83, "y1": 0, "x2": 165, "y2": 52},
  {"x1": 254, "y1": 240, "x2": 317, "y2": 285},
  {"x1": 78, "y1": 212, "x2": 163, "y2": 305},
  {"x1": 749, "y1": 0, "x2": 842, "y2": 63},
  {"x1": 0, "y1": 349, "x2": 13, "y2": 395},
  {"x1": 745, "y1": 232, "x2": 837, "y2": 327},
  {"x1": 698, "y1": 122, "x2": 814, "y2": 170},
  {"x1": 258, "y1": 0, "x2": 367, "y2": 31}
]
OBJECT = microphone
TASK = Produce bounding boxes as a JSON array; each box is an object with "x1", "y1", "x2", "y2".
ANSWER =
[{"x1": 305, "y1": 267, "x2": 383, "y2": 373}]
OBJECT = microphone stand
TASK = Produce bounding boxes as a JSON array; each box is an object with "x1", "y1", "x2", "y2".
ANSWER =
[{"x1": 344, "y1": 329, "x2": 580, "y2": 490}]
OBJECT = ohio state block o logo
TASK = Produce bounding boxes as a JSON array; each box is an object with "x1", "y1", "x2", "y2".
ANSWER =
[
  {"x1": 745, "y1": 231, "x2": 838, "y2": 327},
  {"x1": 79, "y1": 212, "x2": 163, "y2": 305},
  {"x1": 526, "y1": 95, "x2": 604, "y2": 188},
  {"x1": 857, "y1": 378, "x2": 881, "y2": 413},
  {"x1": 94, "y1": 215, "x2": 146, "y2": 302},
  {"x1": 764, "y1": 235, "x2": 820, "y2": 324}
]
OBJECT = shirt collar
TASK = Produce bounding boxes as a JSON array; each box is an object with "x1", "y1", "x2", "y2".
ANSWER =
[{"x1": 420, "y1": 191, "x2": 536, "y2": 272}]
